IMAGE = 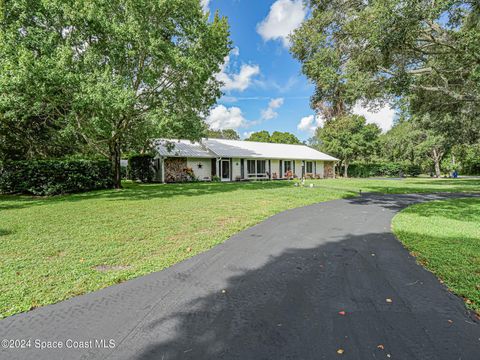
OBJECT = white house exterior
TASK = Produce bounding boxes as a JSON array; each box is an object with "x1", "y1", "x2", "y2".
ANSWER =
[{"x1": 154, "y1": 138, "x2": 338, "y2": 183}]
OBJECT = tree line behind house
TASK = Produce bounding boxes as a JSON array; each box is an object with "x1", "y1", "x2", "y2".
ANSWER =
[{"x1": 290, "y1": 0, "x2": 480, "y2": 178}]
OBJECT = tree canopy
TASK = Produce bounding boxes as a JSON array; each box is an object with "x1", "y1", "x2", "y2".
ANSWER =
[
  {"x1": 291, "y1": 0, "x2": 480, "y2": 141},
  {"x1": 314, "y1": 115, "x2": 381, "y2": 177},
  {"x1": 0, "y1": 0, "x2": 231, "y2": 187},
  {"x1": 206, "y1": 129, "x2": 240, "y2": 140},
  {"x1": 245, "y1": 131, "x2": 301, "y2": 145}
]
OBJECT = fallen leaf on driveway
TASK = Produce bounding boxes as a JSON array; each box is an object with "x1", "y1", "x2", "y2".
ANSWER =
[
  {"x1": 386, "y1": 298, "x2": 393, "y2": 303},
  {"x1": 338, "y1": 311, "x2": 346, "y2": 316},
  {"x1": 377, "y1": 344, "x2": 384, "y2": 350},
  {"x1": 221, "y1": 289, "x2": 226, "y2": 294},
  {"x1": 336, "y1": 349, "x2": 344, "y2": 354},
  {"x1": 447, "y1": 319, "x2": 453, "y2": 324}
]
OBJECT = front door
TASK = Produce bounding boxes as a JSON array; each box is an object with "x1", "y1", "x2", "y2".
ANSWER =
[{"x1": 221, "y1": 159, "x2": 230, "y2": 181}]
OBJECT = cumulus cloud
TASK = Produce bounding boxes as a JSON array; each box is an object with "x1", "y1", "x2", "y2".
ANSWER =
[
  {"x1": 206, "y1": 105, "x2": 248, "y2": 130},
  {"x1": 297, "y1": 115, "x2": 324, "y2": 134},
  {"x1": 352, "y1": 102, "x2": 396, "y2": 132},
  {"x1": 257, "y1": 0, "x2": 307, "y2": 48},
  {"x1": 261, "y1": 97, "x2": 284, "y2": 120},
  {"x1": 216, "y1": 48, "x2": 260, "y2": 92}
]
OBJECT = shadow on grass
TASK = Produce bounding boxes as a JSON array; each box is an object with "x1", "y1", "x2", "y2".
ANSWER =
[
  {"x1": 0, "y1": 229, "x2": 12, "y2": 237},
  {"x1": 398, "y1": 197, "x2": 480, "y2": 222},
  {"x1": 344, "y1": 193, "x2": 480, "y2": 212},
  {"x1": 127, "y1": 231, "x2": 479, "y2": 360},
  {"x1": 0, "y1": 178, "x2": 479, "y2": 213},
  {"x1": 0, "y1": 181, "x2": 295, "y2": 212}
]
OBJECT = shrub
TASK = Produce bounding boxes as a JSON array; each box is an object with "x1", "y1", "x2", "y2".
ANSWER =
[
  {"x1": 212, "y1": 175, "x2": 221, "y2": 182},
  {"x1": 347, "y1": 161, "x2": 421, "y2": 178},
  {"x1": 0, "y1": 159, "x2": 113, "y2": 195},
  {"x1": 128, "y1": 154, "x2": 154, "y2": 182}
]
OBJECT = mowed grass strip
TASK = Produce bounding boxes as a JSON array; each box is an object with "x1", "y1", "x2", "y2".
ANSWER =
[
  {"x1": 0, "y1": 178, "x2": 479, "y2": 318},
  {"x1": 393, "y1": 197, "x2": 480, "y2": 314}
]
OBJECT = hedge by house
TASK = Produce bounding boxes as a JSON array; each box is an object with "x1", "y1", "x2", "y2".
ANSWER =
[
  {"x1": 347, "y1": 162, "x2": 422, "y2": 178},
  {"x1": 0, "y1": 159, "x2": 113, "y2": 195},
  {"x1": 128, "y1": 154, "x2": 155, "y2": 182}
]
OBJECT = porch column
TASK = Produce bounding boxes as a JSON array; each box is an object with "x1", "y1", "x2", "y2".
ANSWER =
[
  {"x1": 161, "y1": 157, "x2": 165, "y2": 183},
  {"x1": 216, "y1": 158, "x2": 221, "y2": 178}
]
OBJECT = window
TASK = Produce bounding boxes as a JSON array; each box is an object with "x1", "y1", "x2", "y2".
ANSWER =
[
  {"x1": 256, "y1": 160, "x2": 266, "y2": 174},
  {"x1": 247, "y1": 159, "x2": 267, "y2": 178},
  {"x1": 284, "y1": 161, "x2": 292, "y2": 172},
  {"x1": 306, "y1": 161, "x2": 313, "y2": 173},
  {"x1": 247, "y1": 160, "x2": 256, "y2": 175}
]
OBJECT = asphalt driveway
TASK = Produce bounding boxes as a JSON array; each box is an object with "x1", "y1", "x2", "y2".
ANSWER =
[{"x1": 1, "y1": 193, "x2": 479, "y2": 359}]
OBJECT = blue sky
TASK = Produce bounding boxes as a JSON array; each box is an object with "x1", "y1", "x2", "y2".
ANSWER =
[{"x1": 203, "y1": 0, "x2": 396, "y2": 141}]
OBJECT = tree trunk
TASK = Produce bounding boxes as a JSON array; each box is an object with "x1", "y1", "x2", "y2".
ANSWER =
[
  {"x1": 343, "y1": 160, "x2": 349, "y2": 178},
  {"x1": 432, "y1": 148, "x2": 441, "y2": 178},
  {"x1": 110, "y1": 139, "x2": 122, "y2": 189}
]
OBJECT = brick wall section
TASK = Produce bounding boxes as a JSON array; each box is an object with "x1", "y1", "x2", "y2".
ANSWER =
[
  {"x1": 324, "y1": 161, "x2": 335, "y2": 179},
  {"x1": 164, "y1": 157, "x2": 188, "y2": 183}
]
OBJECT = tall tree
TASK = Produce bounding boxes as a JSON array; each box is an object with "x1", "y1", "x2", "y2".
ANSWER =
[
  {"x1": 291, "y1": 0, "x2": 480, "y2": 141},
  {"x1": 0, "y1": 0, "x2": 231, "y2": 187},
  {"x1": 245, "y1": 130, "x2": 271, "y2": 143},
  {"x1": 270, "y1": 131, "x2": 301, "y2": 145},
  {"x1": 314, "y1": 115, "x2": 381, "y2": 177},
  {"x1": 206, "y1": 129, "x2": 240, "y2": 140},
  {"x1": 380, "y1": 120, "x2": 423, "y2": 164},
  {"x1": 245, "y1": 131, "x2": 301, "y2": 144}
]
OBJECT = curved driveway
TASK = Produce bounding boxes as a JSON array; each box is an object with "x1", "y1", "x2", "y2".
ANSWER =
[{"x1": 1, "y1": 193, "x2": 479, "y2": 359}]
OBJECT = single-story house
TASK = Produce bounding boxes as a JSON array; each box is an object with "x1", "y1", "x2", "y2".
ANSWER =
[{"x1": 153, "y1": 138, "x2": 338, "y2": 183}]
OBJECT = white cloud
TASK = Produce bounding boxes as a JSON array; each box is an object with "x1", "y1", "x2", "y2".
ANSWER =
[
  {"x1": 220, "y1": 96, "x2": 239, "y2": 103},
  {"x1": 257, "y1": 0, "x2": 307, "y2": 48},
  {"x1": 216, "y1": 48, "x2": 261, "y2": 92},
  {"x1": 242, "y1": 131, "x2": 254, "y2": 139},
  {"x1": 200, "y1": 0, "x2": 210, "y2": 12},
  {"x1": 231, "y1": 46, "x2": 240, "y2": 56},
  {"x1": 352, "y1": 102, "x2": 396, "y2": 132},
  {"x1": 206, "y1": 105, "x2": 248, "y2": 130},
  {"x1": 297, "y1": 114, "x2": 324, "y2": 134},
  {"x1": 261, "y1": 97, "x2": 284, "y2": 120}
]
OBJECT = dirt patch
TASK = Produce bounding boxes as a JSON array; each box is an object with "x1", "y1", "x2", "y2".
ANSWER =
[{"x1": 93, "y1": 264, "x2": 131, "y2": 272}]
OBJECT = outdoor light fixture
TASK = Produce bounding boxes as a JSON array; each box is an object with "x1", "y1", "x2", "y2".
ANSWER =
[{"x1": 198, "y1": 163, "x2": 203, "y2": 169}]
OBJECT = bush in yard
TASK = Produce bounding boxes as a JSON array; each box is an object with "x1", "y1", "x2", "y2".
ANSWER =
[
  {"x1": 0, "y1": 159, "x2": 113, "y2": 195},
  {"x1": 128, "y1": 154, "x2": 154, "y2": 183},
  {"x1": 347, "y1": 161, "x2": 420, "y2": 178}
]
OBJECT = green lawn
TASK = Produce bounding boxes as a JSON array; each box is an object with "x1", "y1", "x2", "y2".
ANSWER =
[
  {"x1": 1, "y1": 177, "x2": 479, "y2": 318},
  {"x1": 393, "y1": 197, "x2": 480, "y2": 314}
]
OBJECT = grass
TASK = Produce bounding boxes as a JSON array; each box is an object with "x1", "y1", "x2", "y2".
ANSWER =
[
  {"x1": 0, "y1": 177, "x2": 479, "y2": 318},
  {"x1": 393, "y1": 198, "x2": 480, "y2": 314}
]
